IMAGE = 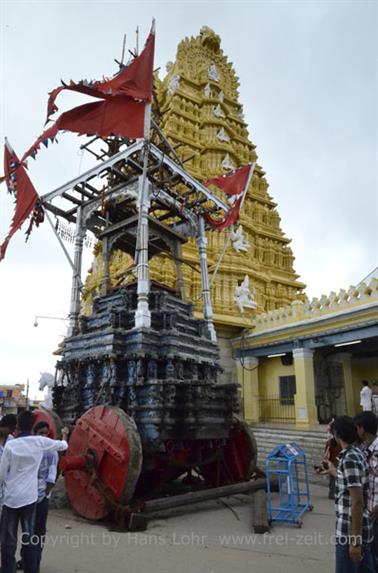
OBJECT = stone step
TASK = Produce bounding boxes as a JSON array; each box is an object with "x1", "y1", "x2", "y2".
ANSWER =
[
  {"x1": 253, "y1": 435, "x2": 325, "y2": 453},
  {"x1": 251, "y1": 426, "x2": 326, "y2": 439},
  {"x1": 250, "y1": 426, "x2": 328, "y2": 486}
]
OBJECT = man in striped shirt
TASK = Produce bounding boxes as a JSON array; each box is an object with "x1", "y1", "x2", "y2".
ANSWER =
[
  {"x1": 323, "y1": 416, "x2": 375, "y2": 572},
  {"x1": 355, "y1": 411, "x2": 378, "y2": 570}
]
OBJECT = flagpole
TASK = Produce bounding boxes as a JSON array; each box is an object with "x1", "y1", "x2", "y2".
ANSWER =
[
  {"x1": 209, "y1": 230, "x2": 231, "y2": 289},
  {"x1": 207, "y1": 163, "x2": 255, "y2": 304},
  {"x1": 197, "y1": 215, "x2": 217, "y2": 343},
  {"x1": 134, "y1": 19, "x2": 155, "y2": 329},
  {"x1": 240, "y1": 162, "x2": 256, "y2": 211}
]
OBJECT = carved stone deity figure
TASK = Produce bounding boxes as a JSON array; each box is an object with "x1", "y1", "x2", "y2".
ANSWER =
[
  {"x1": 127, "y1": 360, "x2": 137, "y2": 383},
  {"x1": 213, "y1": 104, "x2": 225, "y2": 118},
  {"x1": 208, "y1": 63, "x2": 221, "y2": 82},
  {"x1": 86, "y1": 363, "x2": 96, "y2": 386},
  {"x1": 218, "y1": 90, "x2": 224, "y2": 102},
  {"x1": 234, "y1": 275, "x2": 257, "y2": 313},
  {"x1": 221, "y1": 154, "x2": 235, "y2": 171},
  {"x1": 216, "y1": 127, "x2": 230, "y2": 142},
  {"x1": 147, "y1": 360, "x2": 158, "y2": 380},
  {"x1": 204, "y1": 83, "x2": 212, "y2": 98},
  {"x1": 168, "y1": 74, "x2": 180, "y2": 96},
  {"x1": 136, "y1": 359, "x2": 144, "y2": 381},
  {"x1": 175, "y1": 361, "x2": 184, "y2": 380},
  {"x1": 166, "y1": 359, "x2": 175, "y2": 379},
  {"x1": 230, "y1": 225, "x2": 250, "y2": 253}
]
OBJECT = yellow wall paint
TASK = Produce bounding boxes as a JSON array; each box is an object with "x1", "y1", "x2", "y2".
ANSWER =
[
  {"x1": 258, "y1": 357, "x2": 295, "y2": 397},
  {"x1": 256, "y1": 356, "x2": 296, "y2": 421}
]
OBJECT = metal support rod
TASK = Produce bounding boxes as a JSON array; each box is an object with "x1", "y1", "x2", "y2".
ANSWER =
[
  {"x1": 196, "y1": 215, "x2": 216, "y2": 343},
  {"x1": 40, "y1": 140, "x2": 144, "y2": 203},
  {"x1": 68, "y1": 206, "x2": 85, "y2": 335},
  {"x1": 151, "y1": 119, "x2": 184, "y2": 168},
  {"x1": 149, "y1": 144, "x2": 229, "y2": 211},
  {"x1": 44, "y1": 210, "x2": 79, "y2": 279},
  {"x1": 101, "y1": 236, "x2": 110, "y2": 295},
  {"x1": 173, "y1": 241, "x2": 186, "y2": 301},
  {"x1": 142, "y1": 478, "x2": 269, "y2": 513}
]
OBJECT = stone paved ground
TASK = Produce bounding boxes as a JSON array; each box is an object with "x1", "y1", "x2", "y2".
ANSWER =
[{"x1": 40, "y1": 484, "x2": 334, "y2": 573}]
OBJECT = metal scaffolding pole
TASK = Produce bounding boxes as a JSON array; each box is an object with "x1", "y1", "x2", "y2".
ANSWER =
[
  {"x1": 196, "y1": 215, "x2": 216, "y2": 343},
  {"x1": 68, "y1": 206, "x2": 85, "y2": 335}
]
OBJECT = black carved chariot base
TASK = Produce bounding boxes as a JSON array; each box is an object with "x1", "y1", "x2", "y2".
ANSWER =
[{"x1": 54, "y1": 283, "x2": 238, "y2": 452}]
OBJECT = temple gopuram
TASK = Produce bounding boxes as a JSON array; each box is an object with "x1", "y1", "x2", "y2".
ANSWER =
[{"x1": 82, "y1": 27, "x2": 305, "y2": 383}]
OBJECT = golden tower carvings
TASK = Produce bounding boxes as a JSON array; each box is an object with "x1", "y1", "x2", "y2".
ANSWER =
[{"x1": 82, "y1": 27, "x2": 305, "y2": 328}]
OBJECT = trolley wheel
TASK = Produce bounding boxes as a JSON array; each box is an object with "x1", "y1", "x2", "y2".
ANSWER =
[
  {"x1": 296, "y1": 521, "x2": 303, "y2": 528},
  {"x1": 64, "y1": 406, "x2": 142, "y2": 521},
  {"x1": 308, "y1": 505, "x2": 314, "y2": 512},
  {"x1": 32, "y1": 408, "x2": 63, "y2": 439},
  {"x1": 200, "y1": 416, "x2": 258, "y2": 487}
]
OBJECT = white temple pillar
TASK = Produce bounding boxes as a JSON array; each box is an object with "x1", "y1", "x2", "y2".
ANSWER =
[{"x1": 134, "y1": 175, "x2": 151, "y2": 329}]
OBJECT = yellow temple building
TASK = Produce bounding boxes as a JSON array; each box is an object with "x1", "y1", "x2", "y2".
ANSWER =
[
  {"x1": 82, "y1": 28, "x2": 378, "y2": 427},
  {"x1": 83, "y1": 27, "x2": 305, "y2": 381}
]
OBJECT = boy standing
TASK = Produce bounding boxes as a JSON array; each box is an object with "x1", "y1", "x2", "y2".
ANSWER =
[{"x1": 0, "y1": 411, "x2": 68, "y2": 573}]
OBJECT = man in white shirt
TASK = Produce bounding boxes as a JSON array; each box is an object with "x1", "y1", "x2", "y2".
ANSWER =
[
  {"x1": 360, "y1": 380, "x2": 373, "y2": 412},
  {"x1": 0, "y1": 415, "x2": 17, "y2": 504},
  {"x1": 0, "y1": 410, "x2": 68, "y2": 573},
  {"x1": 371, "y1": 382, "x2": 378, "y2": 416}
]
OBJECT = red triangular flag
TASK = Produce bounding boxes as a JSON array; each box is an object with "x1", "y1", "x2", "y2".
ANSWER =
[
  {"x1": 0, "y1": 141, "x2": 40, "y2": 261},
  {"x1": 203, "y1": 164, "x2": 254, "y2": 230},
  {"x1": 46, "y1": 27, "x2": 155, "y2": 123},
  {"x1": 22, "y1": 96, "x2": 145, "y2": 162},
  {"x1": 204, "y1": 164, "x2": 252, "y2": 197},
  {"x1": 23, "y1": 27, "x2": 155, "y2": 162}
]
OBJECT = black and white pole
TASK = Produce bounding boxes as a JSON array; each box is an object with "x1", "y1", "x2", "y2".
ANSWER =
[
  {"x1": 134, "y1": 153, "x2": 151, "y2": 329},
  {"x1": 68, "y1": 206, "x2": 85, "y2": 335},
  {"x1": 197, "y1": 215, "x2": 217, "y2": 342},
  {"x1": 134, "y1": 29, "x2": 154, "y2": 330}
]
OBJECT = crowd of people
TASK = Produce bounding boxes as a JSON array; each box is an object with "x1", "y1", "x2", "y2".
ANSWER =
[
  {"x1": 321, "y1": 412, "x2": 378, "y2": 573},
  {"x1": 0, "y1": 411, "x2": 68, "y2": 573},
  {"x1": 1, "y1": 389, "x2": 378, "y2": 573}
]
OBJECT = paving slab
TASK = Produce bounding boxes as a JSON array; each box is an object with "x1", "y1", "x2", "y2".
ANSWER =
[{"x1": 37, "y1": 484, "x2": 335, "y2": 573}]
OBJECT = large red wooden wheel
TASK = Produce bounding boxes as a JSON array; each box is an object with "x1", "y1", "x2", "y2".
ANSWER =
[
  {"x1": 63, "y1": 406, "x2": 142, "y2": 520},
  {"x1": 200, "y1": 417, "x2": 258, "y2": 487},
  {"x1": 32, "y1": 408, "x2": 62, "y2": 439}
]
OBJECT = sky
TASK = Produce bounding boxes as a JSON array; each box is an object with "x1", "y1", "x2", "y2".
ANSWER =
[{"x1": 0, "y1": 0, "x2": 377, "y2": 397}]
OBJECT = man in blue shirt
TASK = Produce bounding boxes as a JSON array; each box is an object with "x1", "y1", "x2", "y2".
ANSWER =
[{"x1": 0, "y1": 415, "x2": 17, "y2": 516}]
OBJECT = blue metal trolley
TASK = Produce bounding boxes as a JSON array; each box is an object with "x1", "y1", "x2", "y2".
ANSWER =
[{"x1": 266, "y1": 442, "x2": 313, "y2": 527}]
